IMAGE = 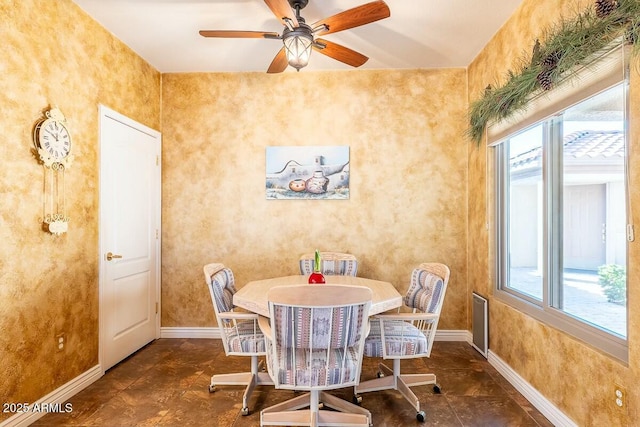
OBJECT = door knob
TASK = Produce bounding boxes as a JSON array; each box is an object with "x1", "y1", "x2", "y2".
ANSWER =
[{"x1": 106, "y1": 252, "x2": 123, "y2": 261}]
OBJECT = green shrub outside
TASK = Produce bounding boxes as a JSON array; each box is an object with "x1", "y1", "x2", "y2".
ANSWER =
[{"x1": 597, "y1": 264, "x2": 627, "y2": 305}]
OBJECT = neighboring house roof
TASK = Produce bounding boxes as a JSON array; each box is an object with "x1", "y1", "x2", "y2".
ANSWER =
[
  {"x1": 564, "y1": 130, "x2": 624, "y2": 159},
  {"x1": 510, "y1": 130, "x2": 624, "y2": 171}
]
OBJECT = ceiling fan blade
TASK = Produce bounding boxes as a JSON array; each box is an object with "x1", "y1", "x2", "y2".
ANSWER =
[
  {"x1": 267, "y1": 47, "x2": 289, "y2": 73},
  {"x1": 199, "y1": 30, "x2": 280, "y2": 39},
  {"x1": 313, "y1": 39, "x2": 368, "y2": 68},
  {"x1": 312, "y1": 1, "x2": 390, "y2": 36},
  {"x1": 263, "y1": 0, "x2": 299, "y2": 27}
]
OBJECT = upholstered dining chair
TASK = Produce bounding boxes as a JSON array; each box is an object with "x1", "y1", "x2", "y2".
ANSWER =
[
  {"x1": 259, "y1": 284, "x2": 373, "y2": 427},
  {"x1": 354, "y1": 263, "x2": 450, "y2": 423},
  {"x1": 299, "y1": 251, "x2": 358, "y2": 276},
  {"x1": 203, "y1": 263, "x2": 273, "y2": 416}
]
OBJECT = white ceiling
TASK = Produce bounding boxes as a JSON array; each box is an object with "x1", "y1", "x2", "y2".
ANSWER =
[{"x1": 72, "y1": 0, "x2": 523, "y2": 73}]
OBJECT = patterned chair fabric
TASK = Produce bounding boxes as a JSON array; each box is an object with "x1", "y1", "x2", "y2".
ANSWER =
[
  {"x1": 363, "y1": 267, "x2": 444, "y2": 358},
  {"x1": 206, "y1": 265, "x2": 266, "y2": 355},
  {"x1": 226, "y1": 320, "x2": 267, "y2": 354},
  {"x1": 299, "y1": 252, "x2": 358, "y2": 276},
  {"x1": 274, "y1": 347, "x2": 361, "y2": 387},
  {"x1": 203, "y1": 263, "x2": 273, "y2": 416},
  {"x1": 354, "y1": 263, "x2": 450, "y2": 419},
  {"x1": 264, "y1": 285, "x2": 371, "y2": 390},
  {"x1": 209, "y1": 267, "x2": 237, "y2": 314},
  {"x1": 363, "y1": 318, "x2": 427, "y2": 358},
  {"x1": 403, "y1": 268, "x2": 445, "y2": 313},
  {"x1": 260, "y1": 284, "x2": 373, "y2": 426},
  {"x1": 270, "y1": 304, "x2": 367, "y2": 387}
]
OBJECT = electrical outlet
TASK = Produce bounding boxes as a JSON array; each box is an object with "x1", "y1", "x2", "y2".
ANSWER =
[
  {"x1": 614, "y1": 384, "x2": 626, "y2": 410},
  {"x1": 56, "y1": 333, "x2": 65, "y2": 352}
]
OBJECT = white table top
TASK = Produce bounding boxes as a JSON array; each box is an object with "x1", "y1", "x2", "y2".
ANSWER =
[{"x1": 234, "y1": 275, "x2": 402, "y2": 317}]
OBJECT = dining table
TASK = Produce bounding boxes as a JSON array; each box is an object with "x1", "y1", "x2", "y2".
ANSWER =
[{"x1": 233, "y1": 274, "x2": 402, "y2": 317}]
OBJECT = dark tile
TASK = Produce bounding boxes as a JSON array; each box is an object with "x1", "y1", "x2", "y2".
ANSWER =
[
  {"x1": 448, "y1": 395, "x2": 542, "y2": 427},
  {"x1": 82, "y1": 387, "x2": 181, "y2": 427},
  {"x1": 35, "y1": 339, "x2": 552, "y2": 427},
  {"x1": 157, "y1": 389, "x2": 241, "y2": 426},
  {"x1": 358, "y1": 390, "x2": 461, "y2": 427},
  {"x1": 127, "y1": 363, "x2": 205, "y2": 391},
  {"x1": 426, "y1": 342, "x2": 488, "y2": 370},
  {"x1": 439, "y1": 368, "x2": 509, "y2": 397},
  {"x1": 30, "y1": 395, "x2": 103, "y2": 426}
]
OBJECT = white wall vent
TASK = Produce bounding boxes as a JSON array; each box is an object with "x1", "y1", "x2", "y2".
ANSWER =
[{"x1": 471, "y1": 292, "x2": 488, "y2": 358}]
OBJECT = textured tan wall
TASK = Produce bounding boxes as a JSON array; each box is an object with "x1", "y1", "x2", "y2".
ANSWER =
[
  {"x1": 468, "y1": 0, "x2": 639, "y2": 425},
  {"x1": 10, "y1": 0, "x2": 631, "y2": 424},
  {"x1": 161, "y1": 69, "x2": 469, "y2": 330},
  {"x1": 0, "y1": 0, "x2": 160, "y2": 420}
]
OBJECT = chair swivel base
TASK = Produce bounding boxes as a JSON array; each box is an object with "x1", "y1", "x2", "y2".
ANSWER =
[
  {"x1": 354, "y1": 361, "x2": 440, "y2": 423},
  {"x1": 261, "y1": 390, "x2": 372, "y2": 427},
  {"x1": 209, "y1": 359, "x2": 273, "y2": 416}
]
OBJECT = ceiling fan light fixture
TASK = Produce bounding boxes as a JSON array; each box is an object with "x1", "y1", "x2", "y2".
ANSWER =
[{"x1": 283, "y1": 31, "x2": 313, "y2": 71}]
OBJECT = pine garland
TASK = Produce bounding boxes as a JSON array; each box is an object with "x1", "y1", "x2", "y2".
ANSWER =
[{"x1": 467, "y1": 0, "x2": 640, "y2": 145}]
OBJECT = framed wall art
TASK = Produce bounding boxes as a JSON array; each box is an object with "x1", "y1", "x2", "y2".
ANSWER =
[{"x1": 266, "y1": 146, "x2": 350, "y2": 200}]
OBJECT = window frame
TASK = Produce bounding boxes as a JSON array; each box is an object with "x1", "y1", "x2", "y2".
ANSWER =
[{"x1": 491, "y1": 74, "x2": 630, "y2": 364}]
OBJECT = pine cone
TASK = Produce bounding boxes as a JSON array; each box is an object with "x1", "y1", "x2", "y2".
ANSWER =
[
  {"x1": 595, "y1": 0, "x2": 618, "y2": 18},
  {"x1": 537, "y1": 69, "x2": 554, "y2": 91},
  {"x1": 542, "y1": 51, "x2": 562, "y2": 70}
]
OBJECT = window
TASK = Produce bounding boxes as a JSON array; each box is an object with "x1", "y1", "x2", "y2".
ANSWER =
[{"x1": 493, "y1": 82, "x2": 628, "y2": 362}]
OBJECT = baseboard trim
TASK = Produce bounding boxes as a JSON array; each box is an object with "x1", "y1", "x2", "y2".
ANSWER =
[
  {"x1": 437, "y1": 329, "x2": 473, "y2": 341},
  {"x1": 160, "y1": 327, "x2": 221, "y2": 339},
  {"x1": 435, "y1": 329, "x2": 472, "y2": 341},
  {"x1": 488, "y1": 351, "x2": 577, "y2": 427},
  {"x1": 0, "y1": 365, "x2": 102, "y2": 427},
  {"x1": 160, "y1": 327, "x2": 470, "y2": 342}
]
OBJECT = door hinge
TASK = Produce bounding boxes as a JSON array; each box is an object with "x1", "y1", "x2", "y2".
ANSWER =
[
  {"x1": 156, "y1": 155, "x2": 159, "y2": 166},
  {"x1": 156, "y1": 229, "x2": 159, "y2": 239},
  {"x1": 155, "y1": 302, "x2": 159, "y2": 314}
]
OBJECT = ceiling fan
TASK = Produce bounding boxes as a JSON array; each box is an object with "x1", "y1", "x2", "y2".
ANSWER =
[{"x1": 199, "y1": 0, "x2": 390, "y2": 73}]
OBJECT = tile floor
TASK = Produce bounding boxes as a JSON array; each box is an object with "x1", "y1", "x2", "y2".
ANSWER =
[{"x1": 33, "y1": 339, "x2": 553, "y2": 427}]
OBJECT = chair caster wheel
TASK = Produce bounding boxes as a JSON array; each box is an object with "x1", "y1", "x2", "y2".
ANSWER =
[
  {"x1": 376, "y1": 371, "x2": 385, "y2": 378},
  {"x1": 241, "y1": 407, "x2": 250, "y2": 416},
  {"x1": 208, "y1": 385, "x2": 216, "y2": 393},
  {"x1": 416, "y1": 410, "x2": 426, "y2": 422},
  {"x1": 433, "y1": 384, "x2": 441, "y2": 394},
  {"x1": 353, "y1": 394, "x2": 362, "y2": 405}
]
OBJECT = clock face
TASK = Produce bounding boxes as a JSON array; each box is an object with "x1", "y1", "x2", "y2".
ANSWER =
[{"x1": 39, "y1": 119, "x2": 71, "y2": 159}]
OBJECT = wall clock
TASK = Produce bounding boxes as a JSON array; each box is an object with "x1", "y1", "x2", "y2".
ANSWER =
[{"x1": 33, "y1": 107, "x2": 74, "y2": 235}]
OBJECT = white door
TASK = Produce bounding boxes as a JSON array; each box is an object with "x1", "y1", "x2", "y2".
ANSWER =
[
  {"x1": 563, "y1": 184, "x2": 606, "y2": 270},
  {"x1": 99, "y1": 106, "x2": 161, "y2": 371}
]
